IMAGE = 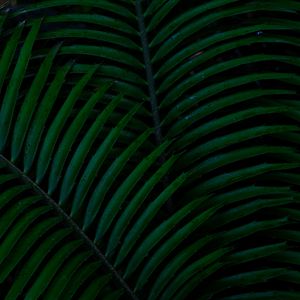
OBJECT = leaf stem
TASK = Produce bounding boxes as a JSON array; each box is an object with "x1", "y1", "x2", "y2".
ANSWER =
[
  {"x1": 135, "y1": 0, "x2": 162, "y2": 146},
  {"x1": 0, "y1": 154, "x2": 139, "y2": 300},
  {"x1": 135, "y1": 0, "x2": 174, "y2": 211}
]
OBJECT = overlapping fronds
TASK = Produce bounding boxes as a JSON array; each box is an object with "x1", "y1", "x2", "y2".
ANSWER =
[{"x1": 0, "y1": 1, "x2": 300, "y2": 299}]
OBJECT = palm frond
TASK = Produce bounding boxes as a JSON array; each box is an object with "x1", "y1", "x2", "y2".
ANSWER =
[{"x1": 0, "y1": 1, "x2": 300, "y2": 299}]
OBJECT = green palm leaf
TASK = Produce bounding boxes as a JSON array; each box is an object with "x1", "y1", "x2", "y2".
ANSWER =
[{"x1": 0, "y1": 0, "x2": 299, "y2": 299}]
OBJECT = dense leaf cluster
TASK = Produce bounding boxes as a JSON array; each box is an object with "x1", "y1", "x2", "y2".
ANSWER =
[{"x1": 0, "y1": 1, "x2": 300, "y2": 299}]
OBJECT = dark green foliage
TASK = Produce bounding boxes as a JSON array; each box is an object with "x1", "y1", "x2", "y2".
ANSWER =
[{"x1": 0, "y1": 0, "x2": 300, "y2": 299}]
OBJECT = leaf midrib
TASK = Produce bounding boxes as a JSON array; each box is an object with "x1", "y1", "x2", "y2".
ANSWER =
[
  {"x1": 135, "y1": 0, "x2": 162, "y2": 147},
  {"x1": 0, "y1": 153, "x2": 139, "y2": 300},
  {"x1": 135, "y1": 0, "x2": 175, "y2": 213}
]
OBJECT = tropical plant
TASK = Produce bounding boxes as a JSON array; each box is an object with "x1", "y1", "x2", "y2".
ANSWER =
[{"x1": 0, "y1": 0, "x2": 300, "y2": 299}]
